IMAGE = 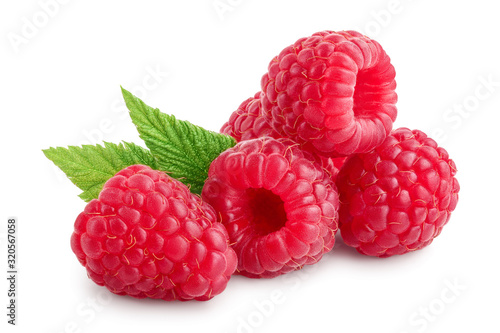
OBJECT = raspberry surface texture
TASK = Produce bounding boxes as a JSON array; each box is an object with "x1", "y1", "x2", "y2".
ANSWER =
[
  {"x1": 202, "y1": 138, "x2": 339, "y2": 278},
  {"x1": 260, "y1": 30, "x2": 397, "y2": 157},
  {"x1": 70, "y1": 165, "x2": 237, "y2": 301},
  {"x1": 221, "y1": 93, "x2": 345, "y2": 180},
  {"x1": 221, "y1": 92, "x2": 281, "y2": 142},
  {"x1": 336, "y1": 128, "x2": 460, "y2": 257}
]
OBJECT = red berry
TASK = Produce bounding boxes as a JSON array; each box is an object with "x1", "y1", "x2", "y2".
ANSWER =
[
  {"x1": 201, "y1": 138, "x2": 339, "y2": 278},
  {"x1": 70, "y1": 165, "x2": 237, "y2": 301},
  {"x1": 260, "y1": 30, "x2": 397, "y2": 157},
  {"x1": 336, "y1": 128, "x2": 460, "y2": 257},
  {"x1": 221, "y1": 92, "x2": 281, "y2": 141}
]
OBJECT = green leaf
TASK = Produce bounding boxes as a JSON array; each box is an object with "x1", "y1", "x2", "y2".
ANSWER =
[
  {"x1": 121, "y1": 87, "x2": 236, "y2": 194},
  {"x1": 43, "y1": 141, "x2": 159, "y2": 202}
]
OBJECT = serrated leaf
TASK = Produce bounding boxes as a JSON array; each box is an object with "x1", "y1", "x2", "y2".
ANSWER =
[
  {"x1": 43, "y1": 141, "x2": 158, "y2": 202},
  {"x1": 121, "y1": 87, "x2": 236, "y2": 194}
]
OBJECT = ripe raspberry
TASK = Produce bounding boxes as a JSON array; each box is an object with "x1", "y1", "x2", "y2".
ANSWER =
[
  {"x1": 221, "y1": 92, "x2": 281, "y2": 141},
  {"x1": 221, "y1": 93, "x2": 345, "y2": 180},
  {"x1": 261, "y1": 30, "x2": 397, "y2": 157},
  {"x1": 70, "y1": 165, "x2": 237, "y2": 301},
  {"x1": 201, "y1": 138, "x2": 339, "y2": 278},
  {"x1": 336, "y1": 128, "x2": 460, "y2": 257}
]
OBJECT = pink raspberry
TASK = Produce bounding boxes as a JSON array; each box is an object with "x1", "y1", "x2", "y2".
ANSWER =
[
  {"x1": 221, "y1": 92, "x2": 281, "y2": 141},
  {"x1": 70, "y1": 165, "x2": 237, "y2": 301},
  {"x1": 336, "y1": 128, "x2": 460, "y2": 257},
  {"x1": 221, "y1": 93, "x2": 346, "y2": 180},
  {"x1": 261, "y1": 30, "x2": 397, "y2": 157},
  {"x1": 201, "y1": 138, "x2": 339, "y2": 278}
]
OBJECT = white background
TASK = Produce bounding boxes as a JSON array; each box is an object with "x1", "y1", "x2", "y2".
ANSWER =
[{"x1": 1, "y1": 0, "x2": 499, "y2": 332}]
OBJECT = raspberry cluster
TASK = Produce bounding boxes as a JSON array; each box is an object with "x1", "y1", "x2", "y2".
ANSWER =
[
  {"x1": 63, "y1": 29, "x2": 460, "y2": 303},
  {"x1": 220, "y1": 30, "x2": 459, "y2": 263}
]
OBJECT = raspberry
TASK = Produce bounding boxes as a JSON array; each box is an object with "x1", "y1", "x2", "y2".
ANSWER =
[
  {"x1": 70, "y1": 165, "x2": 237, "y2": 301},
  {"x1": 201, "y1": 138, "x2": 339, "y2": 278},
  {"x1": 221, "y1": 92, "x2": 281, "y2": 141},
  {"x1": 221, "y1": 93, "x2": 345, "y2": 180},
  {"x1": 336, "y1": 128, "x2": 460, "y2": 257},
  {"x1": 260, "y1": 30, "x2": 397, "y2": 157}
]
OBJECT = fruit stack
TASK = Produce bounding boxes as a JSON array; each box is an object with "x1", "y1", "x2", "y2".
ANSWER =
[{"x1": 44, "y1": 30, "x2": 460, "y2": 302}]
